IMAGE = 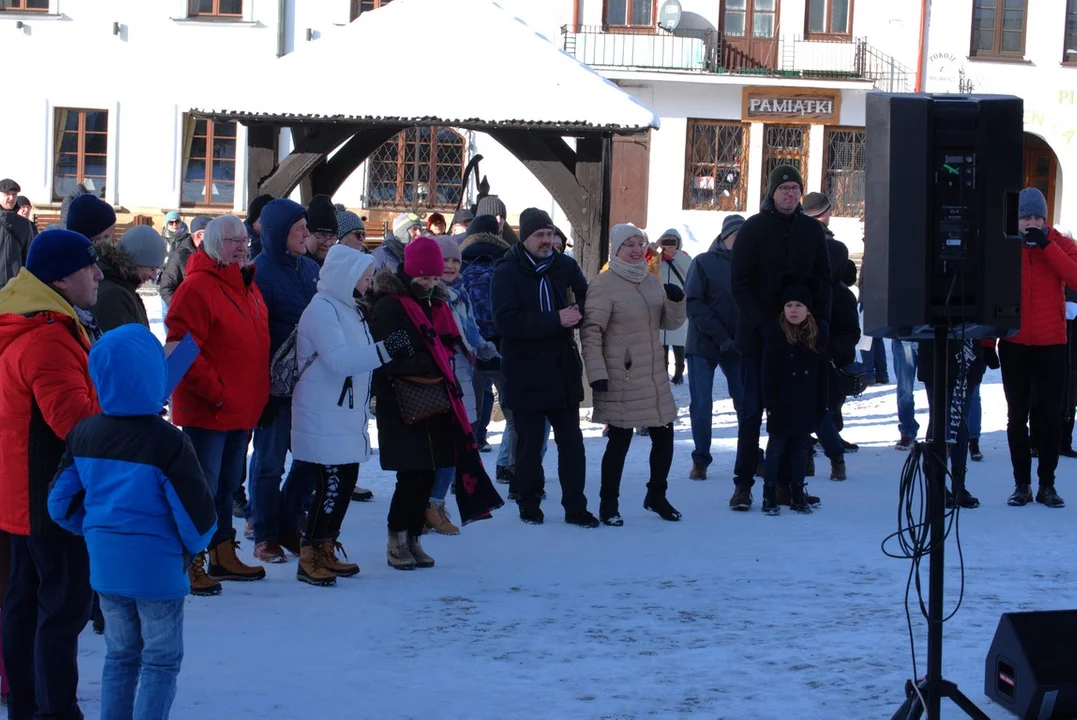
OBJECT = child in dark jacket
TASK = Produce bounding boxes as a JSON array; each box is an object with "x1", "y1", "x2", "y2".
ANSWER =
[
  {"x1": 48, "y1": 324, "x2": 216, "y2": 719},
  {"x1": 762, "y1": 279, "x2": 829, "y2": 515}
]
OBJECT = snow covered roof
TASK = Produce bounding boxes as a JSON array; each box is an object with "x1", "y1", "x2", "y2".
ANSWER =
[{"x1": 190, "y1": 0, "x2": 660, "y2": 134}]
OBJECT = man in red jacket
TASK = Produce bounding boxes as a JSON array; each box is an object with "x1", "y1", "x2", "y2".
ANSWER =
[
  {"x1": 1001, "y1": 188, "x2": 1077, "y2": 509},
  {"x1": 0, "y1": 229, "x2": 102, "y2": 720}
]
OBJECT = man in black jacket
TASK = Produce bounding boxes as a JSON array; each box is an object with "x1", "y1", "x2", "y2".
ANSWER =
[
  {"x1": 0, "y1": 178, "x2": 34, "y2": 288},
  {"x1": 491, "y1": 208, "x2": 597, "y2": 527},
  {"x1": 729, "y1": 165, "x2": 832, "y2": 511},
  {"x1": 158, "y1": 215, "x2": 209, "y2": 315}
]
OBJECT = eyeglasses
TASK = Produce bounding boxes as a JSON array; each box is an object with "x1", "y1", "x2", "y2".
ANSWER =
[
  {"x1": 221, "y1": 236, "x2": 247, "y2": 244},
  {"x1": 619, "y1": 241, "x2": 647, "y2": 250},
  {"x1": 776, "y1": 184, "x2": 802, "y2": 194}
]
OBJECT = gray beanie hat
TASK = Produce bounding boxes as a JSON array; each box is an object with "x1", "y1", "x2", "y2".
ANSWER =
[
  {"x1": 1019, "y1": 187, "x2": 1048, "y2": 219},
  {"x1": 119, "y1": 225, "x2": 167, "y2": 269},
  {"x1": 719, "y1": 214, "x2": 745, "y2": 242},
  {"x1": 476, "y1": 195, "x2": 507, "y2": 219},
  {"x1": 336, "y1": 208, "x2": 366, "y2": 240}
]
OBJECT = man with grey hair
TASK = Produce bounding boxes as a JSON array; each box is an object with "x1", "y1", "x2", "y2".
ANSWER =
[{"x1": 371, "y1": 212, "x2": 421, "y2": 273}]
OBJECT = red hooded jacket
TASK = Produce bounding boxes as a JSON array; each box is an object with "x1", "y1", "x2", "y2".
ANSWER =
[
  {"x1": 1005, "y1": 227, "x2": 1077, "y2": 347},
  {"x1": 165, "y1": 248, "x2": 270, "y2": 431}
]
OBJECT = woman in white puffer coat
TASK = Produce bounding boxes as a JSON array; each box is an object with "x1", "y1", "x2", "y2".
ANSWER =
[{"x1": 291, "y1": 243, "x2": 409, "y2": 587}]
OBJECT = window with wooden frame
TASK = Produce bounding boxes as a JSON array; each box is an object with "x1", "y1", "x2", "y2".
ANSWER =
[
  {"x1": 806, "y1": 0, "x2": 853, "y2": 39},
  {"x1": 53, "y1": 109, "x2": 108, "y2": 202},
  {"x1": 604, "y1": 0, "x2": 655, "y2": 28},
  {"x1": 0, "y1": 0, "x2": 49, "y2": 11},
  {"x1": 683, "y1": 120, "x2": 750, "y2": 212},
  {"x1": 350, "y1": 0, "x2": 393, "y2": 21},
  {"x1": 187, "y1": 0, "x2": 242, "y2": 18},
  {"x1": 760, "y1": 124, "x2": 809, "y2": 199},
  {"x1": 823, "y1": 127, "x2": 865, "y2": 218},
  {"x1": 1064, "y1": 0, "x2": 1077, "y2": 64},
  {"x1": 181, "y1": 117, "x2": 238, "y2": 207},
  {"x1": 366, "y1": 127, "x2": 466, "y2": 211},
  {"x1": 970, "y1": 0, "x2": 1027, "y2": 59}
]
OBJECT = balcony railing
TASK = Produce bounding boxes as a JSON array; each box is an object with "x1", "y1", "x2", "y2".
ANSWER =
[{"x1": 562, "y1": 26, "x2": 911, "y2": 92}]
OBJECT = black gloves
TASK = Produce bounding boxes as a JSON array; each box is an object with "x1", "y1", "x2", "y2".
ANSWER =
[
  {"x1": 590, "y1": 379, "x2": 609, "y2": 393},
  {"x1": 1023, "y1": 227, "x2": 1049, "y2": 249},
  {"x1": 257, "y1": 401, "x2": 277, "y2": 429},
  {"x1": 383, "y1": 329, "x2": 414, "y2": 360},
  {"x1": 984, "y1": 347, "x2": 1000, "y2": 370},
  {"x1": 663, "y1": 283, "x2": 685, "y2": 302},
  {"x1": 719, "y1": 339, "x2": 737, "y2": 354}
]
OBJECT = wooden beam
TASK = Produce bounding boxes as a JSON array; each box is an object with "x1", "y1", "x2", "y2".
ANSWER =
[
  {"x1": 246, "y1": 123, "x2": 278, "y2": 205},
  {"x1": 257, "y1": 124, "x2": 357, "y2": 199},
  {"x1": 574, "y1": 135, "x2": 606, "y2": 280},
  {"x1": 310, "y1": 127, "x2": 404, "y2": 197}
]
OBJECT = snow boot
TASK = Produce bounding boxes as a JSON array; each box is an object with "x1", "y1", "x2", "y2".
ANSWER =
[
  {"x1": 643, "y1": 491, "x2": 682, "y2": 521},
  {"x1": 945, "y1": 485, "x2": 980, "y2": 509},
  {"x1": 387, "y1": 530, "x2": 417, "y2": 570},
  {"x1": 671, "y1": 371, "x2": 684, "y2": 385},
  {"x1": 1036, "y1": 484, "x2": 1066, "y2": 508},
  {"x1": 761, "y1": 483, "x2": 780, "y2": 516},
  {"x1": 188, "y1": 552, "x2": 222, "y2": 596},
  {"x1": 689, "y1": 463, "x2": 707, "y2": 480},
  {"x1": 253, "y1": 541, "x2": 287, "y2": 564},
  {"x1": 519, "y1": 504, "x2": 544, "y2": 525},
  {"x1": 969, "y1": 440, "x2": 983, "y2": 462},
  {"x1": 776, "y1": 484, "x2": 821, "y2": 508},
  {"x1": 321, "y1": 540, "x2": 360, "y2": 577},
  {"x1": 408, "y1": 534, "x2": 435, "y2": 568},
  {"x1": 1008, "y1": 483, "x2": 1033, "y2": 507},
  {"x1": 495, "y1": 465, "x2": 513, "y2": 484},
  {"x1": 425, "y1": 502, "x2": 461, "y2": 535},
  {"x1": 565, "y1": 510, "x2": 600, "y2": 528},
  {"x1": 209, "y1": 534, "x2": 267, "y2": 582},
  {"x1": 243, "y1": 519, "x2": 254, "y2": 540},
  {"x1": 895, "y1": 436, "x2": 915, "y2": 451},
  {"x1": 296, "y1": 545, "x2": 336, "y2": 587},
  {"x1": 830, "y1": 458, "x2": 847, "y2": 481},
  {"x1": 232, "y1": 485, "x2": 248, "y2": 519},
  {"x1": 729, "y1": 485, "x2": 753, "y2": 511},
  {"x1": 789, "y1": 485, "x2": 813, "y2": 514},
  {"x1": 351, "y1": 487, "x2": 374, "y2": 502}
]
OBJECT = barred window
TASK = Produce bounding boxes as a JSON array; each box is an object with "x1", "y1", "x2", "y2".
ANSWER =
[
  {"x1": 760, "y1": 124, "x2": 809, "y2": 199},
  {"x1": 683, "y1": 120, "x2": 749, "y2": 212},
  {"x1": 53, "y1": 108, "x2": 108, "y2": 201},
  {"x1": 824, "y1": 127, "x2": 865, "y2": 218},
  {"x1": 366, "y1": 127, "x2": 465, "y2": 211}
]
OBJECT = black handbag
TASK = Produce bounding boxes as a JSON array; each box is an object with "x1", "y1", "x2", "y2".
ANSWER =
[
  {"x1": 392, "y1": 376, "x2": 451, "y2": 424},
  {"x1": 831, "y1": 360, "x2": 873, "y2": 398}
]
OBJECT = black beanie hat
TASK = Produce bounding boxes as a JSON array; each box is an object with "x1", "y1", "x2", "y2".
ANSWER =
[
  {"x1": 780, "y1": 275, "x2": 817, "y2": 312},
  {"x1": 247, "y1": 194, "x2": 274, "y2": 225},
  {"x1": 306, "y1": 194, "x2": 338, "y2": 235},
  {"x1": 466, "y1": 214, "x2": 501, "y2": 237},
  {"x1": 519, "y1": 208, "x2": 554, "y2": 243},
  {"x1": 768, "y1": 164, "x2": 804, "y2": 198}
]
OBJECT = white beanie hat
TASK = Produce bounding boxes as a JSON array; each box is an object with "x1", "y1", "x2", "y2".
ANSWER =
[{"x1": 610, "y1": 223, "x2": 647, "y2": 258}]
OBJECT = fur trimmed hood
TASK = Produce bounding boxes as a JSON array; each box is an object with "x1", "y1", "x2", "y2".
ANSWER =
[
  {"x1": 459, "y1": 231, "x2": 510, "y2": 253},
  {"x1": 96, "y1": 241, "x2": 140, "y2": 286}
]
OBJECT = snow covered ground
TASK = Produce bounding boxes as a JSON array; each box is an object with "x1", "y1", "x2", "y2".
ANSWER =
[{"x1": 70, "y1": 296, "x2": 1074, "y2": 718}]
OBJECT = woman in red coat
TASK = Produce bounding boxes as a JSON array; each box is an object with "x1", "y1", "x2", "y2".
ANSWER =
[
  {"x1": 165, "y1": 215, "x2": 271, "y2": 593},
  {"x1": 1001, "y1": 188, "x2": 1077, "y2": 509}
]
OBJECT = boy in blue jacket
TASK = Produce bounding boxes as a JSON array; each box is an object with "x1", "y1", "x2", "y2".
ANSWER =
[{"x1": 48, "y1": 324, "x2": 216, "y2": 719}]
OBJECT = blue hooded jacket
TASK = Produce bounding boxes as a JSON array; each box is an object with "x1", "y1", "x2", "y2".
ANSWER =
[
  {"x1": 252, "y1": 199, "x2": 320, "y2": 356},
  {"x1": 48, "y1": 324, "x2": 216, "y2": 601}
]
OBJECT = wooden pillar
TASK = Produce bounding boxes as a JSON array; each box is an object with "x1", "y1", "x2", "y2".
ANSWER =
[
  {"x1": 310, "y1": 127, "x2": 403, "y2": 197},
  {"x1": 246, "y1": 123, "x2": 279, "y2": 201},
  {"x1": 574, "y1": 136, "x2": 605, "y2": 279},
  {"x1": 257, "y1": 123, "x2": 356, "y2": 199}
]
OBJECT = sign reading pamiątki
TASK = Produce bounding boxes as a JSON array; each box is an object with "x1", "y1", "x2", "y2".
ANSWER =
[{"x1": 742, "y1": 87, "x2": 841, "y2": 123}]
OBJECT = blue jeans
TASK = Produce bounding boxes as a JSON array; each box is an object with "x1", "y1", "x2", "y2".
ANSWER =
[
  {"x1": 431, "y1": 467, "x2": 454, "y2": 503},
  {"x1": 249, "y1": 399, "x2": 316, "y2": 543},
  {"x1": 816, "y1": 409, "x2": 845, "y2": 460},
  {"x1": 764, "y1": 433, "x2": 811, "y2": 487},
  {"x1": 968, "y1": 383, "x2": 982, "y2": 441},
  {"x1": 892, "y1": 339, "x2": 920, "y2": 439},
  {"x1": 182, "y1": 427, "x2": 248, "y2": 545},
  {"x1": 99, "y1": 594, "x2": 184, "y2": 720},
  {"x1": 733, "y1": 355, "x2": 764, "y2": 487},
  {"x1": 861, "y1": 337, "x2": 889, "y2": 382},
  {"x1": 687, "y1": 352, "x2": 743, "y2": 467}
]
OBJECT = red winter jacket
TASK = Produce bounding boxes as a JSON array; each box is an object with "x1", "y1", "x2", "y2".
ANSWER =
[
  {"x1": 165, "y1": 248, "x2": 270, "y2": 431},
  {"x1": 1005, "y1": 227, "x2": 1077, "y2": 347}
]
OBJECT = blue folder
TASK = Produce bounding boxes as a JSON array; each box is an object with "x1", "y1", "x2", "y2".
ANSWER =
[{"x1": 164, "y1": 333, "x2": 200, "y2": 401}]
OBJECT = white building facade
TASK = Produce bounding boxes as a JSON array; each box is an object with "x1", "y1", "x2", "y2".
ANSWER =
[{"x1": 0, "y1": 0, "x2": 921, "y2": 253}]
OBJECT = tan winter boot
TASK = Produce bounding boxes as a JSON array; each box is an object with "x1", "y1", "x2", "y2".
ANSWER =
[
  {"x1": 296, "y1": 545, "x2": 336, "y2": 587},
  {"x1": 408, "y1": 533, "x2": 435, "y2": 569},
  {"x1": 320, "y1": 539, "x2": 360, "y2": 578},
  {"x1": 424, "y1": 502, "x2": 460, "y2": 536},
  {"x1": 188, "y1": 552, "x2": 222, "y2": 596},
  {"x1": 209, "y1": 535, "x2": 267, "y2": 582},
  {"x1": 387, "y1": 530, "x2": 417, "y2": 571}
]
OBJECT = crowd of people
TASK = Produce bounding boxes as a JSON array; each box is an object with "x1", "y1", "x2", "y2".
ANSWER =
[{"x1": 0, "y1": 166, "x2": 1075, "y2": 718}]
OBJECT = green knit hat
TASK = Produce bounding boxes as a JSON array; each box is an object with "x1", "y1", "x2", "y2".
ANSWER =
[{"x1": 768, "y1": 164, "x2": 804, "y2": 198}]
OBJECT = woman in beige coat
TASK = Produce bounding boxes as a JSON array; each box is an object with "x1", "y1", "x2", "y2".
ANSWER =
[{"x1": 582, "y1": 224, "x2": 687, "y2": 526}]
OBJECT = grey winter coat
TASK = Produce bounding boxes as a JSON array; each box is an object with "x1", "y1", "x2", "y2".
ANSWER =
[
  {"x1": 371, "y1": 236, "x2": 405, "y2": 274},
  {"x1": 684, "y1": 237, "x2": 738, "y2": 362},
  {"x1": 0, "y1": 209, "x2": 32, "y2": 289}
]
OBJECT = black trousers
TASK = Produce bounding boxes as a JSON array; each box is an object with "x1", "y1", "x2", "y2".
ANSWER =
[
  {"x1": 387, "y1": 470, "x2": 437, "y2": 536},
  {"x1": 1000, "y1": 342, "x2": 1067, "y2": 486},
  {"x1": 1064, "y1": 319, "x2": 1077, "y2": 449},
  {"x1": 664, "y1": 345, "x2": 685, "y2": 376},
  {"x1": 304, "y1": 463, "x2": 361, "y2": 546},
  {"x1": 514, "y1": 405, "x2": 588, "y2": 514},
  {"x1": 2, "y1": 533, "x2": 92, "y2": 720},
  {"x1": 764, "y1": 434, "x2": 812, "y2": 488},
  {"x1": 600, "y1": 423, "x2": 674, "y2": 515}
]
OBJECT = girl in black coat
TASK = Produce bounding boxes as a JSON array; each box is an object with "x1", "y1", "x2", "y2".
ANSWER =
[{"x1": 761, "y1": 279, "x2": 828, "y2": 515}]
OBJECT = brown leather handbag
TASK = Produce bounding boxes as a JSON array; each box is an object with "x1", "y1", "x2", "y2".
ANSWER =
[{"x1": 392, "y1": 375, "x2": 451, "y2": 424}]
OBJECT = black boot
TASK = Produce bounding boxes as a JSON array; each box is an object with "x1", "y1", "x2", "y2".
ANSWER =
[
  {"x1": 762, "y1": 483, "x2": 780, "y2": 516},
  {"x1": 1008, "y1": 483, "x2": 1033, "y2": 507},
  {"x1": 600, "y1": 499, "x2": 623, "y2": 526},
  {"x1": 789, "y1": 484, "x2": 813, "y2": 514},
  {"x1": 1036, "y1": 484, "x2": 1065, "y2": 508},
  {"x1": 643, "y1": 487, "x2": 682, "y2": 521},
  {"x1": 495, "y1": 465, "x2": 514, "y2": 484}
]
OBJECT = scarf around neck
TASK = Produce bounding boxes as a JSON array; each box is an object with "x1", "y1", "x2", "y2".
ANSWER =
[
  {"x1": 522, "y1": 247, "x2": 556, "y2": 312},
  {"x1": 609, "y1": 257, "x2": 648, "y2": 284}
]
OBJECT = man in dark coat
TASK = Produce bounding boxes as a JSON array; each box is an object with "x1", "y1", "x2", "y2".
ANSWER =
[
  {"x1": 158, "y1": 215, "x2": 209, "y2": 314},
  {"x1": 684, "y1": 214, "x2": 743, "y2": 480},
  {"x1": 491, "y1": 208, "x2": 597, "y2": 527},
  {"x1": 245, "y1": 193, "x2": 273, "y2": 260},
  {"x1": 729, "y1": 165, "x2": 832, "y2": 511},
  {"x1": 94, "y1": 226, "x2": 166, "y2": 332},
  {"x1": 0, "y1": 178, "x2": 34, "y2": 289},
  {"x1": 303, "y1": 194, "x2": 338, "y2": 267}
]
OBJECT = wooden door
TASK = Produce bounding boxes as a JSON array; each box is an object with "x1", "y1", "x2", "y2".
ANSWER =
[
  {"x1": 610, "y1": 132, "x2": 651, "y2": 228},
  {"x1": 721, "y1": 0, "x2": 779, "y2": 71},
  {"x1": 1023, "y1": 136, "x2": 1058, "y2": 223}
]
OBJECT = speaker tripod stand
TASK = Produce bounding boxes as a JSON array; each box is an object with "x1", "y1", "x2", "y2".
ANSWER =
[{"x1": 891, "y1": 326, "x2": 991, "y2": 720}]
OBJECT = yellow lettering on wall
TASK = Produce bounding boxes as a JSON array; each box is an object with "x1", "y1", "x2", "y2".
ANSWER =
[
  {"x1": 1063, "y1": 129, "x2": 1075, "y2": 144},
  {"x1": 1060, "y1": 90, "x2": 1077, "y2": 105},
  {"x1": 1030, "y1": 111, "x2": 1045, "y2": 126}
]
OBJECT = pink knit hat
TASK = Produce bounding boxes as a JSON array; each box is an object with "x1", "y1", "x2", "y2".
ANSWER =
[{"x1": 403, "y1": 235, "x2": 445, "y2": 278}]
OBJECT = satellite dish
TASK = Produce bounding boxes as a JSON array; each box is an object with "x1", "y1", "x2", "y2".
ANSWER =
[{"x1": 658, "y1": 0, "x2": 682, "y2": 32}]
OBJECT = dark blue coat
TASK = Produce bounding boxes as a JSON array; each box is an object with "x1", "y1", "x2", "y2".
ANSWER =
[
  {"x1": 48, "y1": 325, "x2": 216, "y2": 601},
  {"x1": 252, "y1": 199, "x2": 320, "y2": 356},
  {"x1": 762, "y1": 336, "x2": 828, "y2": 436},
  {"x1": 491, "y1": 244, "x2": 588, "y2": 412},
  {"x1": 684, "y1": 237, "x2": 738, "y2": 362}
]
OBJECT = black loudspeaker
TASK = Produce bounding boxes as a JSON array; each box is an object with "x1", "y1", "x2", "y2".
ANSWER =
[
  {"x1": 984, "y1": 610, "x2": 1077, "y2": 719},
  {"x1": 862, "y1": 93, "x2": 1024, "y2": 339}
]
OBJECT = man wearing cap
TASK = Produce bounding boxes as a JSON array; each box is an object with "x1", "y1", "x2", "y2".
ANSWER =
[
  {"x1": 491, "y1": 208, "x2": 597, "y2": 527},
  {"x1": 476, "y1": 194, "x2": 520, "y2": 245},
  {"x1": 683, "y1": 214, "x2": 744, "y2": 480},
  {"x1": 450, "y1": 207, "x2": 474, "y2": 237},
  {"x1": 0, "y1": 229, "x2": 104, "y2": 720},
  {"x1": 94, "y1": 225, "x2": 167, "y2": 332},
  {"x1": 0, "y1": 178, "x2": 34, "y2": 288},
  {"x1": 304, "y1": 194, "x2": 338, "y2": 267},
  {"x1": 372, "y1": 212, "x2": 422, "y2": 273},
  {"x1": 728, "y1": 165, "x2": 832, "y2": 512},
  {"x1": 159, "y1": 214, "x2": 210, "y2": 313},
  {"x1": 65, "y1": 194, "x2": 117, "y2": 246},
  {"x1": 245, "y1": 193, "x2": 274, "y2": 260}
]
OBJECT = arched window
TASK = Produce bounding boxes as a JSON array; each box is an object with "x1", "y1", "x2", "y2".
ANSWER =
[{"x1": 366, "y1": 126, "x2": 466, "y2": 211}]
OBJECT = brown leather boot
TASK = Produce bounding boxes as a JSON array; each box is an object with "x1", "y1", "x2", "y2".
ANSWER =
[
  {"x1": 253, "y1": 541, "x2": 287, "y2": 564},
  {"x1": 209, "y1": 535, "x2": 267, "y2": 581},
  {"x1": 320, "y1": 540, "x2": 360, "y2": 578},
  {"x1": 296, "y1": 545, "x2": 336, "y2": 587},
  {"x1": 188, "y1": 552, "x2": 222, "y2": 596},
  {"x1": 424, "y1": 502, "x2": 460, "y2": 536}
]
